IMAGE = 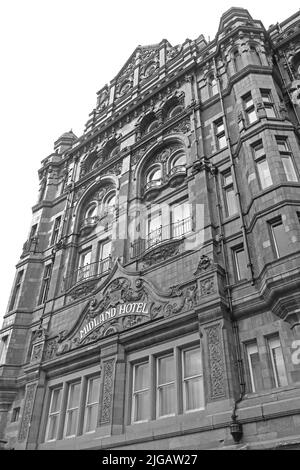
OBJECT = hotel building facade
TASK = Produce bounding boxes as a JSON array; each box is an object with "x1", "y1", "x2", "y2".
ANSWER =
[{"x1": 1, "y1": 7, "x2": 300, "y2": 450}]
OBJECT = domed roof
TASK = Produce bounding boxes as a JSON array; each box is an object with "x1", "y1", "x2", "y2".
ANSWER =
[{"x1": 59, "y1": 129, "x2": 78, "y2": 140}]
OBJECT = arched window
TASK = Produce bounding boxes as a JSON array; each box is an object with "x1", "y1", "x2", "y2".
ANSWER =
[
  {"x1": 146, "y1": 120, "x2": 159, "y2": 133},
  {"x1": 209, "y1": 76, "x2": 218, "y2": 97},
  {"x1": 171, "y1": 153, "x2": 186, "y2": 168},
  {"x1": 249, "y1": 45, "x2": 261, "y2": 66},
  {"x1": 146, "y1": 166, "x2": 162, "y2": 187},
  {"x1": 105, "y1": 193, "x2": 116, "y2": 213},
  {"x1": 85, "y1": 203, "x2": 97, "y2": 219},
  {"x1": 168, "y1": 105, "x2": 184, "y2": 118}
]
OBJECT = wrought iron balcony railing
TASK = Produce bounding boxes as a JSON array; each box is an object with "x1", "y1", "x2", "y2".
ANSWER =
[
  {"x1": 65, "y1": 256, "x2": 112, "y2": 290},
  {"x1": 131, "y1": 216, "x2": 192, "y2": 259}
]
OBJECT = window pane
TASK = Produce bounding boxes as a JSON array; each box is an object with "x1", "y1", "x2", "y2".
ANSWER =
[
  {"x1": 50, "y1": 388, "x2": 62, "y2": 413},
  {"x1": 69, "y1": 382, "x2": 81, "y2": 408},
  {"x1": 218, "y1": 134, "x2": 227, "y2": 149},
  {"x1": 183, "y1": 349, "x2": 202, "y2": 377},
  {"x1": 101, "y1": 241, "x2": 111, "y2": 260},
  {"x1": 158, "y1": 356, "x2": 174, "y2": 384},
  {"x1": 185, "y1": 377, "x2": 204, "y2": 410},
  {"x1": 265, "y1": 106, "x2": 276, "y2": 118},
  {"x1": 269, "y1": 339, "x2": 288, "y2": 387},
  {"x1": 134, "y1": 363, "x2": 149, "y2": 391},
  {"x1": 173, "y1": 154, "x2": 186, "y2": 167},
  {"x1": 85, "y1": 404, "x2": 98, "y2": 432},
  {"x1": 257, "y1": 159, "x2": 272, "y2": 189},
  {"x1": 235, "y1": 248, "x2": 247, "y2": 280},
  {"x1": 172, "y1": 202, "x2": 190, "y2": 222},
  {"x1": 158, "y1": 383, "x2": 175, "y2": 416},
  {"x1": 87, "y1": 377, "x2": 100, "y2": 404},
  {"x1": 66, "y1": 409, "x2": 78, "y2": 436},
  {"x1": 248, "y1": 108, "x2": 257, "y2": 124},
  {"x1": 282, "y1": 155, "x2": 297, "y2": 182},
  {"x1": 272, "y1": 221, "x2": 290, "y2": 257},
  {"x1": 134, "y1": 391, "x2": 149, "y2": 421},
  {"x1": 226, "y1": 187, "x2": 237, "y2": 216},
  {"x1": 246, "y1": 343, "x2": 263, "y2": 392},
  {"x1": 48, "y1": 415, "x2": 59, "y2": 441},
  {"x1": 277, "y1": 140, "x2": 288, "y2": 152}
]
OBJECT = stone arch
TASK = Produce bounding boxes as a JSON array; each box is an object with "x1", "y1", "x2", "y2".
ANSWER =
[
  {"x1": 74, "y1": 176, "x2": 118, "y2": 233},
  {"x1": 134, "y1": 135, "x2": 188, "y2": 197}
]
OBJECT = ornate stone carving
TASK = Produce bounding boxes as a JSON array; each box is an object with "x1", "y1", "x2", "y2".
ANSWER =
[
  {"x1": 200, "y1": 277, "x2": 215, "y2": 296},
  {"x1": 141, "y1": 238, "x2": 183, "y2": 267},
  {"x1": 67, "y1": 278, "x2": 100, "y2": 301},
  {"x1": 99, "y1": 359, "x2": 115, "y2": 425},
  {"x1": 43, "y1": 338, "x2": 58, "y2": 361},
  {"x1": 194, "y1": 255, "x2": 212, "y2": 275},
  {"x1": 30, "y1": 343, "x2": 43, "y2": 364},
  {"x1": 206, "y1": 324, "x2": 226, "y2": 400},
  {"x1": 18, "y1": 383, "x2": 37, "y2": 442},
  {"x1": 164, "y1": 116, "x2": 191, "y2": 134},
  {"x1": 166, "y1": 45, "x2": 182, "y2": 62}
]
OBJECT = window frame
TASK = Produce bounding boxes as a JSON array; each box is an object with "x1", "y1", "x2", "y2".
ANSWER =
[
  {"x1": 243, "y1": 93, "x2": 257, "y2": 125},
  {"x1": 156, "y1": 353, "x2": 176, "y2": 419},
  {"x1": 9, "y1": 270, "x2": 24, "y2": 311},
  {"x1": 214, "y1": 118, "x2": 227, "y2": 150},
  {"x1": 63, "y1": 381, "x2": 82, "y2": 439},
  {"x1": 245, "y1": 341, "x2": 261, "y2": 393},
  {"x1": 131, "y1": 360, "x2": 150, "y2": 424},
  {"x1": 181, "y1": 346, "x2": 204, "y2": 413},
  {"x1": 260, "y1": 89, "x2": 276, "y2": 118},
  {"x1": 232, "y1": 244, "x2": 248, "y2": 282},
  {"x1": 83, "y1": 375, "x2": 101, "y2": 434},
  {"x1": 45, "y1": 386, "x2": 63, "y2": 442},
  {"x1": 267, "y1": 335, "x2": 288, "y2": 388},
  {"x1": 276, "y1": 138, "x2": 298, "y2": 182},
  {"x1": 222, "y1": 170, "x2": 238, "y2": 217},
  {"x1": 269, "y1": 217, "x2": 289, "y2": 259}
]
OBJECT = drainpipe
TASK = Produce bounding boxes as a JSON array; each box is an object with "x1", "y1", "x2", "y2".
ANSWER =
[
  {"x1": 211, "y1": 164, "x2": 245, "y2": 442},
  {"x1": 213, "y1": 57, "x2": 254, "y2": 285},
  {"x1": 212, "y1": 57, "x2": 249, "y2": 441}
]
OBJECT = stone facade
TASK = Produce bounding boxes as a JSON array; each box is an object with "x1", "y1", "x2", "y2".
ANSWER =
[{"x1": 1, "y1": 7, "x2": 300, "y2": 450}]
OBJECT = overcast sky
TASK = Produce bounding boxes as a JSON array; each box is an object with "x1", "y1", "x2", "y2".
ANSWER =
[{"x1": 0, "y1": 0, "x2": 299, "y2": 325}]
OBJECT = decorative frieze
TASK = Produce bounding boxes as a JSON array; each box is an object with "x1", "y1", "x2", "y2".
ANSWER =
[
  {"x1": 18, "y1": 383, "x2": 37, "y2": 443},
  {"x1": 99, "y1": 359, "x2": 115, "y2": 426},
  {"x1": 206, "y1": 324, "x2": 226, "y2": 400}
]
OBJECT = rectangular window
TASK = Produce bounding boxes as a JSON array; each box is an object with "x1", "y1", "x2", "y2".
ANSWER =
[
  {"x1": 268, "y1": 336, "x2": 288, "y2": 387},
  {"x1": 11, "y1": 407, "x2": 20, "y2": 423},
  {"x1": 46, "y1": 388, "x2": 62, "y2": 442},
  {"x1": 83, "y1": 376, "x2": 101, "y2": 433},
  {"x1": 51, "y1": 216, "x2": 61, "y2": 246},
  {"x1": 246, "y1": 342, "x2": 263, "y2": 392},
  {"x1": 64, "y1": 382, "x2": 81, "y2": 438},
  {"x1": 243, "y1": 93, "x2": 257, "y2": 124},
  {"x1": 182, "y1": 347, "x2": 204, "y2": 412},
  {"x1": 9, "y1": 270, "x2": 24, "y2": 311},
  {"x1": 0, "y1": 335, "x2": 9, "y2": 365},
  {"x1": 261, "y1": 89, "x2": 276, "y2": 118},
  {"x1": 77, "y1": 249, "x2": 92, "y2": 281},
  {"x1": 98, "y1": 240, "x2": 111, "y2": 274},
  {"x1": 132, "y1": 362, "x2": 149, "y2": 423},
  {"x1": 214, "y1": 119, "x2": 227, "y2": 150},
  {"x1": 277, "y1": 138, "x2": 298, "y2": 182},
  {"x1": 157, "y1": 354, "x2": 175, "y2": 418},
  {"x1": 171, "y1": 200, "x2": 191, "y2": 238},
  {"x1": 252, "y1": 142, "x2": 272, "y2": 189},
  {"x1": 270, "y1": 218, "x2": 290, "y2": 258},
  {"x1": 233, "y1": 245, "x2": 248, "y2": 281},
  {"x1": 39, "y1": 264, "x2": 52, "y2": 304},
  {"x1": 267, "y1": 336, "x2": 288, "y2": 388},
  {"x1": 147, "y1": 211, "x2": 162, "y2": 248},
  {"x1": 223, "y1": 171, "x2": 238, "y2": 217}
]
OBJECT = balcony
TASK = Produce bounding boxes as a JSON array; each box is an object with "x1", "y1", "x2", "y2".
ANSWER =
[
  {"x1": 65, "y1": 257, "x2": 112, "y2": 291},
  {"x1": 168, "y1": 165, "x2": 187, "y2": 187},
  {"x1": 79, "y1": 216, "x2": 99, "y2": 236},
  {"x1": 131, "y1": 216, "x2": 193, "y2": 259},
  {"x1": 143, "y1": 179, "x2": 162, "y2": 201}
]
